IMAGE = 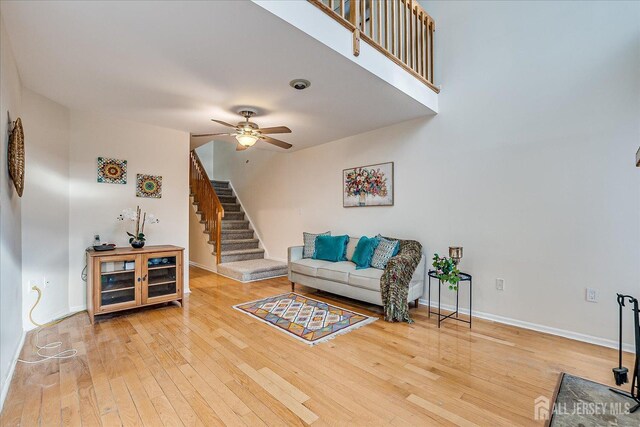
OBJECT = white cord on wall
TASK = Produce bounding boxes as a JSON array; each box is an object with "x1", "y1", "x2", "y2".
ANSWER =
[{"x1": 17, "y1": 285, "x2": 83, "y2": 364}]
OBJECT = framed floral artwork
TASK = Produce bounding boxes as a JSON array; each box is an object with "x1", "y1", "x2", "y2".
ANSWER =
[
  {"x1": 343, "y1": 162, "x2": 393, "y2": 207},
  {"x1": 97, "y1": 157, "x2": 127, "y2": 184},
  {"x1": 136, "y1": 174, "x2": 162, "y2": 198}
]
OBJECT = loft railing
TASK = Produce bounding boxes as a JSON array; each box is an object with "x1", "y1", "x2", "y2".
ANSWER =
[
  {"x1": 189, "y1": 150, "x2": 224, "y2": 264},
  {"x1": 309, "y1": 0, "x2": 438, "y2": 93}
]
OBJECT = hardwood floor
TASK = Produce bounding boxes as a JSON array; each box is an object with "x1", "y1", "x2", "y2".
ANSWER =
[{"x1": 0, "y1": 267, "x2": 630, "y2": 426}]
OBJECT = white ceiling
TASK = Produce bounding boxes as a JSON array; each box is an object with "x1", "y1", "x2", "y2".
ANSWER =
[{"x1": 1, "y1": 0, "x2": 434, "y2": 152}]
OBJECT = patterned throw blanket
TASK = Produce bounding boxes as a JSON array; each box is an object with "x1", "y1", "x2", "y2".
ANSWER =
[{"x1": 380, "y1": 239, "x2": 423, "y2": 323}]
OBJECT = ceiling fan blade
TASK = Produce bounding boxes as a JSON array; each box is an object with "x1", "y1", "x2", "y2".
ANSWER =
[
  {"x1": 236, "y1": 143, "x2": 248, "y2": 151},
  {"x1": 260, "y1": 135, "x2": 293, "y2": 149},
  {"x1": 191, "y1": 132, "x2": 232, "y2": 138},
  {"x1": 211, "y1": 119, "x2": 238, "y2": 129},
  {"x1": 258, "y1": 126, "x2": 291, "y2": 134}
]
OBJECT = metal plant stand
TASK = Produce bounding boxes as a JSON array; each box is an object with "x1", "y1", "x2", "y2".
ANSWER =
[{"x1": 427, "y1": 271, "x2": 472, "y2": 328}]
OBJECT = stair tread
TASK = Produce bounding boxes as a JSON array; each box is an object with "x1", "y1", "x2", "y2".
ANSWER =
[
  {"x1": 202, "y1": 218, "x2": 246, "y2": 224},
  {"x1": 218, "y1": 261, "x2": 287, "y2": 272},
  {"x1": 195, "y1": 179, "x2": 264, "y2": 264},
  {"x1": 215, "y1": 248, "x2": 265, "y2": 255},
  {"x1": 208, "y1": 238, "x2": 259, "y2": 245}
]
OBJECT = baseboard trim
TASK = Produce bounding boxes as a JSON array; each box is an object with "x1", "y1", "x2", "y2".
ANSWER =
[
  {"x1": 24, "y1": 307, "x2": 71, "y2": 332},
  {"x1": 189, "y1": 260, "x2": 217, "y2": 273},
  {"x1": 419, "y1": 298, "x2": 634, "y2": 353},
  {"x1": 0, "y1": 329, "x2": 26, "y2": 412}
]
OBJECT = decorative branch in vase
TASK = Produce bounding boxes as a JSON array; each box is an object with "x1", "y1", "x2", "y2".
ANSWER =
[{"x1": 117, "y1": 206, "x2": 159, "y2": 248}]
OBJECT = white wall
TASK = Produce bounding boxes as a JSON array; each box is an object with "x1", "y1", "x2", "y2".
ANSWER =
[
  {"x1": 189, "y1": 200, "x2": 217, "y2": 272},
  {"x1": 195, "y1": 142, "x2": 214, "y2": 178},
  {"x1": 213, "y1": 1, "x2": 640, "y2": 346},
  {"x1": 1, "y1": 15, "x2": 193, "y2": 406},
  {"x1": 21, "y1": 88, "x2": 70, "y2": 329},
  {"x1": 189, "y1": 141, "x2": 217, "y2": 270},
  {"x1": 0, "y1": 13, "x2": 24, "y2": 409},
  {"x1": 68, "y1": 111, "x2": 191, "y2": 310}
]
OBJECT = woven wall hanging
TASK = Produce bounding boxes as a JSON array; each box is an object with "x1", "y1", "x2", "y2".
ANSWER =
[{"x1": 8, "y1": 117, "x2": 25, "y2": 197}]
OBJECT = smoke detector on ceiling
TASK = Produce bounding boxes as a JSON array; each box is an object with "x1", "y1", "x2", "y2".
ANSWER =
[{"x1": 289, "y1": 79, "x2": 311, "y2": 90}]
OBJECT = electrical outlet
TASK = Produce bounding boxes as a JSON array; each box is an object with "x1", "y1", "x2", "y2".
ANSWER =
[
  {"x1": 496, "y1": 278, "x2": 505, "y2": 291},
  {"x1": 43, "y1": 276, "x2": 51, "y2": 289},
  {"x1": 586, "y1": 288, "x2": 598, "y2": 303}
]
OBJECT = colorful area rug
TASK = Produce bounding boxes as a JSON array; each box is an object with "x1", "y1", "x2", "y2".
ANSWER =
[{"x1": 233, "y1": 293, "x2": 377, "y2": 345}]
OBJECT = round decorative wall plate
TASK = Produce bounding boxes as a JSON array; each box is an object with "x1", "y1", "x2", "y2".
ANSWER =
[{"x1": 8, "y1": 117, "x2": 25, "y2": 197}]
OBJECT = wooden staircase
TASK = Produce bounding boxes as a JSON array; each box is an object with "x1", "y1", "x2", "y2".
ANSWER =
[
  {"x1": 206, "y1": 180, "x2": 266, "y2": 263},
  {"x1": 189, "y1": 150, "x2": 287, "y2": 281}
]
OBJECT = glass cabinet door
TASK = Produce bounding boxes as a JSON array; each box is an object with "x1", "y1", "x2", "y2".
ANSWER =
[
  {"x1": 143, "y1": 252, "x2": 181, "y2": 303},
  {"x1": 97, "y1": 255, "x2": 140, "y2": 311}
]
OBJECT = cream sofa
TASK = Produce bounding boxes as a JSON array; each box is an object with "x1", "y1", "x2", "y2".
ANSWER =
[{"x1": 288, "y1": 237, "x2": 426, "y2": 307}]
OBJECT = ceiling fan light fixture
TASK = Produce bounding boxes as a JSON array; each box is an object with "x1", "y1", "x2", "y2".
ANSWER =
[{"x1": 236, "y1": 133, "x2": 258, "y2": 147}]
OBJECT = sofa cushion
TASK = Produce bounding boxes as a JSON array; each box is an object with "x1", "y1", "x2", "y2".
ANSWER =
[
  {"x1": 290, "y1": 258, "x2": 333, "y2": 277},
  {"x1": 370, "y1": 236, "x2": 400, "y2": 269},
  {"x1": 303, "y1": 231, "x2": 330, "y2": 258},
  {"x1": 351, "y1": 236, "x2": 380, "y2": 269},
  {"x1": 345, "y1": 237, "x2": 360, "y2": 261},
  {"x1": 313, "y1": 235, "x2": 349, "y2": 262},
  {"x1": 316, "y1": 261, "x2": 356, "y2": 284},
  {"x1": 348, "y1": 268, "x2": 384, "y2": 291}
]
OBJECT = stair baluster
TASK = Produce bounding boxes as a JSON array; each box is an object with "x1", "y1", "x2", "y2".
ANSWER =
[{"x1": 189, "y1": 150, "x2": 224, "y2": 264}]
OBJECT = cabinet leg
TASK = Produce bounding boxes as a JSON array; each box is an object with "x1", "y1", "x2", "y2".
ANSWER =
[
  {"x1": 414, "y1": 298, "x2": 419, "y2": 309},
  {"x1": 291, "y1": 282, "x2": 295, "y2": 292}
]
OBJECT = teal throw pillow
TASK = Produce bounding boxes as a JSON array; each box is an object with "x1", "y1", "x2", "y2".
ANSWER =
[
  {"x1": 313, "y1": 235, "x2": 350, "y2": 262},
  {"x1": 351, "y1": 236, "x2": 380, "y2": 269},
  {"x1": 303, "y1": 231, "x2": 330, "y2": 258}
]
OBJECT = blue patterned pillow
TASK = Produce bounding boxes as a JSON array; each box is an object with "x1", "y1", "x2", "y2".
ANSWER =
[
  {"x1": 303, "y1": 231, "x2": 330, "y2": 258},
  {"x1": 370, "y1": 236, "x2": 400, "y2": 269}
]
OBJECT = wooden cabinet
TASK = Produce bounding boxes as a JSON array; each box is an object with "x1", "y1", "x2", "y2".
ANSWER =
[{"x1": 86, "y1": 245, "x2": 184, "y2": 323}]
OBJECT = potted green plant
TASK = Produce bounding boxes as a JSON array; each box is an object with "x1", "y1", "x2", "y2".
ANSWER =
[{"x1": 432, "y1": 254, "x2": 461, "y2": 290}]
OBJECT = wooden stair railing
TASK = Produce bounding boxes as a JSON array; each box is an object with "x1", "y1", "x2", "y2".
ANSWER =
[
  {"x1": 309, "y1": 0, "x2": 439, "y2": 93},
  {"x1": 189, "y1": 150, "x2": 224, "y2": 264}
]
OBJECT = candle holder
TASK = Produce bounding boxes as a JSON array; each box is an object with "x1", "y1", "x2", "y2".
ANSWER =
[{"x1": 449, "y1": 246, "x2": 463, "y2": 266}]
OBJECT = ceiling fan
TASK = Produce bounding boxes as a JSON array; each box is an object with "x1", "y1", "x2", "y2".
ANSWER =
[{"x1": 192, "y1": 109, "x2": 293, "y2": 151}]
